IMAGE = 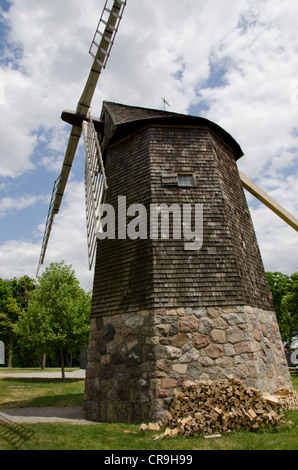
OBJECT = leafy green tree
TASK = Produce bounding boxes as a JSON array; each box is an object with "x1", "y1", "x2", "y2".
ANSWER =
[
  {"x1": 266, "y1": 271, "x2": 298, "y2": 341},
  {"x1": 6, "y1": 275, "x2": 36, "y2": 310},
  {"x1": 281, "y1": 272, "x2": 298, "y2": 341},
  {"x1": 16, "y1": 262, "x2": 91, "y2": 379},
  {"x1": 0, "y1": 276, "x2": 36, "y2": 367},
  {"x1": 0, "y1": 279, "x2": 22, "y2": 367}
]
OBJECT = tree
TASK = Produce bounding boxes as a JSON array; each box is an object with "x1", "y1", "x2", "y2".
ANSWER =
[
  {"x1": 281, "y1": 272, "x2": 298, "y2": 340},
  {"x1": 6, "y1": 276, "x2": 36, "y2": 310},
  {"x1": 0, "y1": 279, "x2": 22, "y2": 367},
  {"x1": 16, "y1": 262, "x2": 91, "y2": 379},
  {"x1": 266, "y1": 271, "x2": 298, "y2": 341}
]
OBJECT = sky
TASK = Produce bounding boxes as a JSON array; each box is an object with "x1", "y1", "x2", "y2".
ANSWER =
[{"x1": 0, "y1": 0, "x2": 297, "y2": 291}]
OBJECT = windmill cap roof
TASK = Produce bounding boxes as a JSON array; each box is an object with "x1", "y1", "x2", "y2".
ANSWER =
[{"x1": 101, "y1": 101, "x2": 244, "y2": 160}]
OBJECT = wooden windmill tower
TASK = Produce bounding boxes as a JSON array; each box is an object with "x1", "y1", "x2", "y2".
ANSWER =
[{"x1": 38, "y1": 1, "x2": 297, "y2": 424}]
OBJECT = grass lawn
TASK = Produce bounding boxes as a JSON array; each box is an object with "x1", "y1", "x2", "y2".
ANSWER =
[
  {"x1": 0, "y1": 371, "x2": 297, "y2": 451},
  {"x1": 0, "y1": 368, "x2": 84, "y2": 408}
]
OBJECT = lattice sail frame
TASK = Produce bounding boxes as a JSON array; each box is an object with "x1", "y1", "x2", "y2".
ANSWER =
[
  {"x1": 83, "y1": 117, "x2": 108, "y2": 270},
  {"x1": 37, "y1": 174, "x2": 61, "y2": 274},
  {"x1": 89, "y1": 0, "x2": 127, "y2": 69}
]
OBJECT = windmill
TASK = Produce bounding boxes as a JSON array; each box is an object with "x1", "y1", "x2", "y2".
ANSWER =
[
  {"x1": 36, "y1": 2, "x2": 298, "y2": 424},
  {"x1": 37, "y1": 0, "x2": 127, "y2": 274},
  {"x1": 82, "y1": 100, "x2": 297, "y2": 423}
]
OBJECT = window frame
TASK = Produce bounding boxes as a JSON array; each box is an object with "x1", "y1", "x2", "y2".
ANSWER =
[{"x1": 177, "y1": 173, "x2": 195, "y2": 188}]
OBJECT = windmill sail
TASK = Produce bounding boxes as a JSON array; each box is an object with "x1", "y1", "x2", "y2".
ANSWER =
[
  {"x1": 89, "y1": 0, "x2": 127, "y2": 70},
  {"x1": 37, "y1": 173, "x2": 61, "y2": 268},
  {"x1": 83, "y1": 117, "x2": 108, "y2": 270},
  {"x1": 78, "y1": 0, "x2": 127, "y2": 115},
  {"x1": 37, "y1": 0, "x2": 127, "y2": 275}
]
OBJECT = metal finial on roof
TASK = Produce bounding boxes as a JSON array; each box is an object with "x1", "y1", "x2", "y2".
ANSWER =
[{"x1": 162, "y1": 97, "x2": 171, "y2": 110}]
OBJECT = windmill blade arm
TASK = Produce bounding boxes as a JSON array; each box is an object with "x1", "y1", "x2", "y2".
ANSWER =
[
  {"x1": 37, "y1": 125, "x2": 82, "y2": 274},
  {"x1": 37, "y1": 174, "x2": 61, "y2": 275},
  {"x1": 52, "y1": 125, "x2": 82, "y2": 213},
  {"x1": 77, "y1": 0, "x2": 127, "y2": 115},
  {"x1": 240, "y1": 171, "x2": 298, "y2": 232},
  {"x1": 61, "y1": 110, "x2": 104, "y2": 133}
]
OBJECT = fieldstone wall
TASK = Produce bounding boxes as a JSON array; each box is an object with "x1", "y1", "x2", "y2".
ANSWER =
[{"x1": 83, "y1": 305, "x2": 292, "y2": 423}]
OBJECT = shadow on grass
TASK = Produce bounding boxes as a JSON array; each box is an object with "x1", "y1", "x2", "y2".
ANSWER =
[
  {"x1": 0, "y1": 393, "x2": 84, "y2": 409},
  {"x1": 0, "y1": 377, "x2": 84, "y2": 384},
  {"x1": 0, "y1": 377, "x2": 84, "y2": 409},
  {"x1": 0, "y1": 414, "x2": 35, "y2": 450}
]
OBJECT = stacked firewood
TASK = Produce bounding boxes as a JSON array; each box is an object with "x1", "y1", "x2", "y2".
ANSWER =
[
  {"x1": 274, "y1": 386, "x2": 298, "y2": 411},
  {"x1": 140, "y1": 377, "x2": 297, "y2": 438}
]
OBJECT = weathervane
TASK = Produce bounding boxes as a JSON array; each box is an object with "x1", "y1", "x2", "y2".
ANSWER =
[{"x1": 162, "y1": 97, "x2": 171, "y2": 110}]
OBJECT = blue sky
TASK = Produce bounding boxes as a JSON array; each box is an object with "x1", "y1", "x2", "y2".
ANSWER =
[{"x1": 0, "y1": 0, "x2": 297, "y2": 290}]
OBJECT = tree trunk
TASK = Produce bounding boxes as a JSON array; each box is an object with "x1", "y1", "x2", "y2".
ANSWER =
[
  {"x1": 41, "y1": 353, "x2": 46, "y2": 370},
  {"x1": 60, "y1": 350, "x2": 65, "y2": 380},
  {"x1": 7, "y1": 332, "x2": 13, "y2": 368}
]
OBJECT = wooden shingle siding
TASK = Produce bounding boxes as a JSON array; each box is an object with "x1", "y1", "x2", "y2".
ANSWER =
[
  {"x1": 91, "y1": 103, "x2": 273, "y2": 318},
  {"x1": 149, "y1": 124, "x2": 271, "y2": 310}
]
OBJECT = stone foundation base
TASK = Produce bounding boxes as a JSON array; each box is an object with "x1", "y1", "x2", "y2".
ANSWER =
[{"x1": 83, "y1": 305, "x2": 292, "y2": 423}]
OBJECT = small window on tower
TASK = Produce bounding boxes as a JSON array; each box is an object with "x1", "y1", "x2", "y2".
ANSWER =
[{"x1": 178, "y1": 174, "x2": 195, "y2": 187}]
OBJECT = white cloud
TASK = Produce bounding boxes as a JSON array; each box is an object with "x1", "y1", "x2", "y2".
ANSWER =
[
  {"x1": 36, "y1": 180, "x2": 94, "y2": 290},
  {"x1": 0, "y1": 239, "x2": 41, "y2": 280},
  {"x1": 39, "y1": 155, "x2": 64, "y2": 173},
  {"x1": 199, "y1": 0, "x2": 298, "y2": 179},
  {"x1": 0, "y1": 0, "x2": 94, "y2": 178},
  {"x1": 0, "y1": 180, "x2": 93, "y2": 290},
  {"x1": 96, "y1": 0, "x2": 249, "y2": 113},
  {"x1": 248, "y1": 201, "x2": 298, "y2": 275},
  {"x1": 0, "y1": 193, "x2": 46, "y2": 219}
]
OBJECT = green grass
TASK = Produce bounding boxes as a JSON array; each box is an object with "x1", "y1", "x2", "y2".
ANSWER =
[
  {"x1": 1, "y1": 413, "x2": 297, "y2": 451},
  {"x1": 292, "y1": 374, "x2": 298, "y2": 392},
  {"x1": 0, "y1": 371, "x2": 297, "y2": 450},
  {"x1": 0, "y1": 377, "x2": 84, "y2": 409}
]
